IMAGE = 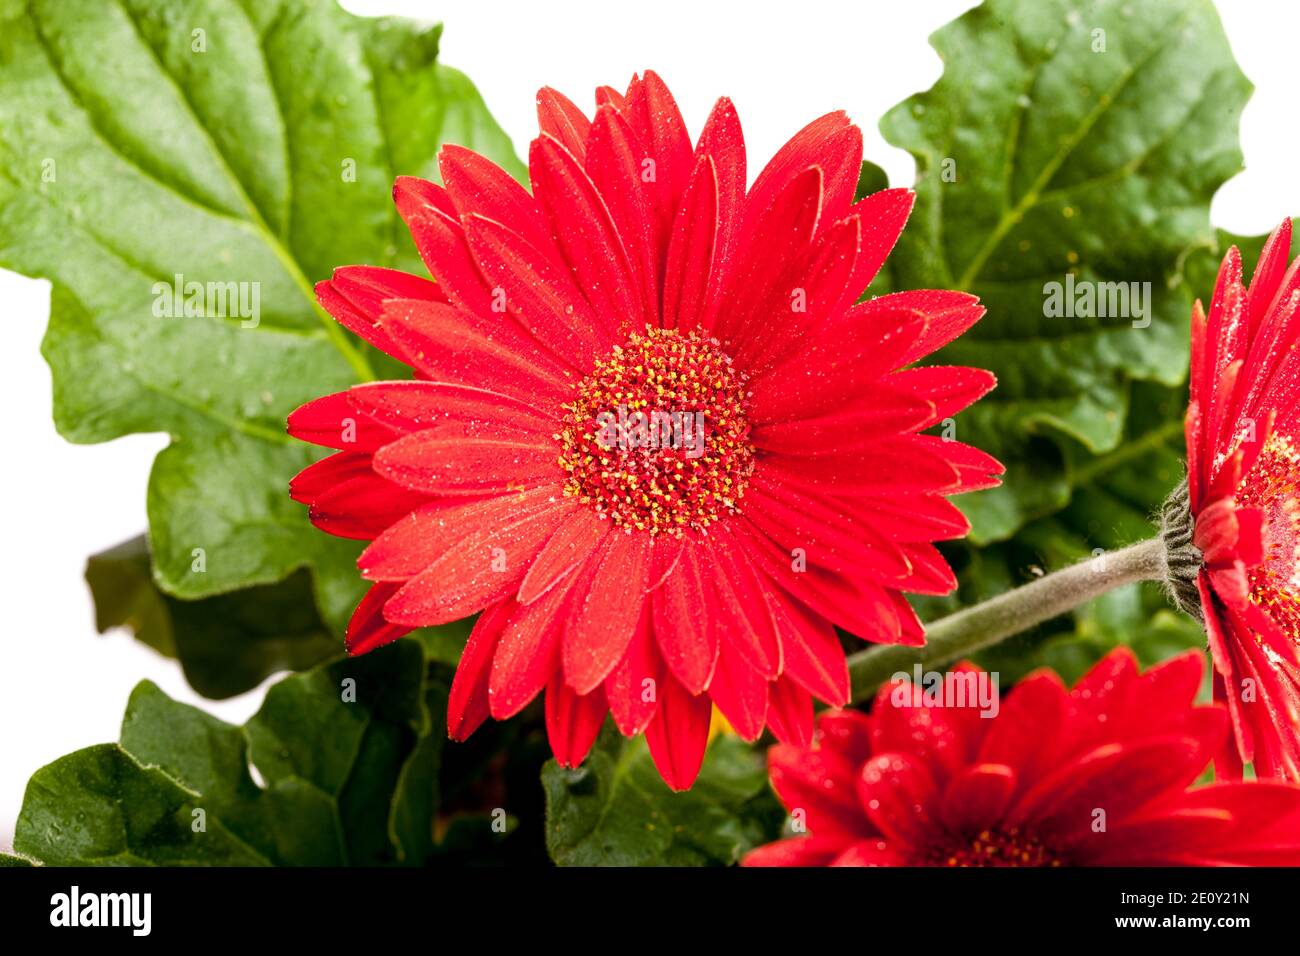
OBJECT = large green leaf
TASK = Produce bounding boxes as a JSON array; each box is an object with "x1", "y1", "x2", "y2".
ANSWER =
[
  {"x1": 86, "y1": 534, "x2": 340, "y2": 698},
  {"x1": 879, "y1": 0, "x2": 1251, "y2": 543},
  {"x1": 84, "y1": 533, "x2": 473, "y2": 698},
  {"x1": 14, "y1": 640, "x2": 446, "y2": 866},
  {"x1": 911, "y1": 221, "x2": 1295, "y2": 681},
  {"x1": 542, "y1": 729, "x2": 783, "y2": 867},
  {"x1": 0, "y1": 0, "x2": 522, "y2": 630},
  {"x1": 916, "y1": 381, "x2": 1203, "y2": 684}
]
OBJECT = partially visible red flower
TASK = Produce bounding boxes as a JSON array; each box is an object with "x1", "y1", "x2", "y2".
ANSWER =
[
  {"x1": 743, "y1": 649, "x2": 1300, "y2": 866},
  {"x1": 1179, "y1": 219, "x2": 1300, "y2": 780},
  {"x1": 288, "y1": 71, "x2": 1003, "y2": 790}
]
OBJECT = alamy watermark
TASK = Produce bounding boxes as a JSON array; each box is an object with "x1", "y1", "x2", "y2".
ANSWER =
[
  {"x1": 890, "y1": 664, "x2": 1000, "y2": 718},
  {"x1": 1043, "y1": 273, "x2": 1151, "y2": 328},
  {"x1": 595, "y1": 405, "x2": 706, "y2": 459},
  {"x1": 50, "y1": 886, "x2": 151, "y2": 936},
  {"x1": 152, "y1": 273, "x2": 261, "y2": 328}
]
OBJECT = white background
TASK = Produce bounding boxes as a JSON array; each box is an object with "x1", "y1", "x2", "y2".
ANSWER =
[{"x1": 2, "y1": 0, "x2": 1297, "y2": 850}]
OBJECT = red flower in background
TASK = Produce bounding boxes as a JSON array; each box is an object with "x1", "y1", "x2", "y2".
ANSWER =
[
  {"x1": 743, "y1": 649, "x2": 1300, "y2": 866},
  {"x1": 288, "y1": 71, "x2": 1002, "y2": 789},
  {"x1": 1180, "y1": 219, "x2": 1300, "y2": 780}
]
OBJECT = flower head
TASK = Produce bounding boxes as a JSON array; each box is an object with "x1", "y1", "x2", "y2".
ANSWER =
[
  {"x1": 743, "y1": 649, "x2": 1300, "y2": 866},
  {"x1": 288, "y1": 72, "x2": 1002, "y2": 789},
  {"x1": 1169, "y1": 219, "x2": 1300, "y2": 780}
]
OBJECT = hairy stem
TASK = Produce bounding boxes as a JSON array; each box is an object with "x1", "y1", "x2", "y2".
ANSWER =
[{"x1": 847, "y1": 537, "x2": 1168, "y2": 701}]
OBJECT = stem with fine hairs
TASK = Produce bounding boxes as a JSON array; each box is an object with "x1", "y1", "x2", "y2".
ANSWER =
[{"x1": 846, "y1": 537, "x2": 1169, "y2": 701}]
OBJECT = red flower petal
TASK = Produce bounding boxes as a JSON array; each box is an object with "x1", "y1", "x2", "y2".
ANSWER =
[
  {"x1": 915, "y1": 435, "x2": 1005, "y2": 492},
  {"x1": 857, "y1": 752, "x2": 938, "y2": 846},
  {"x1": 734, "y1": 519, "x2": 917, "y2": 645},
  {"x1": 763, "y1": 586, "x2": 850, "y2": 706},
  {"x1": 440, "y1": 143, "x2": 554, "y2": 254},
  {"x1": 692, "y1": 96, "x2": 746, "y2": 289},
  {"x1": 1246, "y1": 219, "x2": 1293, "y2": 328},
  {"x1": 977, "y1": 670, "x2": 1067, "y2": 782},
  {"x1": 743, "y1": 474, "x2": 917, "y2": 582},
  {"x1": 373, "y1": 428, "x2": 558, "y2": 497},
  {"x1": 346, "y1": 581, "x2": 409, "y2": 655},
  {"x1": 769, "y1": 743, "x2": 873, "y2": 842},
  {"x1": 604, "y1": 606, "x2": 662, "y2": 736},
  {"x1": 765, "y1": 676, "x2": 815, "y2": 748},
  {"x1": 315, "y1": 265, "x2": 442, "y2": 357},
  {"x1": 348, "y1": 380, "x2": 555, "y2": 435},
  {"x1": 939, "y1": 763, "x2": 1017, "y2": 833},
  {"x1": 360, "y1": 487, "x2": 562, "y2": 581},
  {"x1": 1016, "y1": 734, "x2": 1221, "y2": 841},
  {"x1": 707, "y1": 165, "x2": 822, "y2": 346},
  {"x1": 661, "y1": 155, "x2": 718, "y2": 333},
  {"x1": 546, "y1": 677, "x2": 607, "y2": 769},
  {"x1": 286, "y1": 392, "x2": 397, "y2": 451},
  {"x1": 518, "y1": 507, "x2": 611, "y2": 605},
  {"x1": 843, "y1": 187, "x2": 914, "y2": 292},
  {"x1": 564, "y1": 532, "x2": 650, "y2": 694},
  {"x1": 816, "y1": 709, "x2": 874, "y2": 766},
  {"x1": 489, "y1": 579, "x2": 574, "y2": 720},
  {"x1": 747, "y1": 310, "x2": 928, "y2": 425},
  {"x1": 644, "y1": 670, "x2": 712, "y2": 791},
  {"x1": 879, "y1": 290, "x2": 986, "y2": 367},
  {"x1": 742, "y1": 836, "x2": 850, "y2": 867},
  {"x1": 462, "y1": 210, "x2": 612, "y2": 368},
  {"x1": 383, "y1": 499, "x2": 574, "y2": 626},
  {"x1": 536, "y1": 86, "x2": 591, "y2": 161},
  {"x1": 393, "y1": 176, "x2": 504, "y2": 320},
  {"x1": 585, "y1": 106, "x2": 658, "y2": 328},
  {"x1": 708, "y1": 640, "x2": 769, "y2": 742},
  {"x1": 528, "y1": 134, "x2": 639, "y2": 339},
  {"x1": 595, "y1": 84, "x2": 626, "y2": 111},
  {"x1": 869, "y1": 678, "x2": 965, "y2": 780},
  {"x1": 744, "y1": 111, "x2": 860, "y2": 238},
  {"x1": 702, "y1": 531, "x2": 781, "y2": 679},
  {"x1": 289, "y1": 451, "x2": 373, "y2": 504},
  {"x1": 380, "y1": 298, "x2": 574, "y2": 402},
  {"x1": 308, "y1": 471, "x2": 431, "y2": 540},
  {"x1": 889, "y1": 366, "x2": 997, "y2": 424},
  {"x1": 621, "y1": 70, "x2": 692, "y2": 261},
  {"x1": 651, "y1": 538, "x2": 718, "y2": 694},
  {"x1": 448, "y1": 600, "x2": 512, "y2": 740}
]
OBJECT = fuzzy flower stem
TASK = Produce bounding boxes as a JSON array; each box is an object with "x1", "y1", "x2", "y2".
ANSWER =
[{"x1": 847, "y1": 537, "x2": 1169, "y2": 702}]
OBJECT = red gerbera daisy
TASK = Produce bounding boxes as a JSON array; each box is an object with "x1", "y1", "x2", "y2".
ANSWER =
[
  {"x1": 288, "y1": 71, "x2": 1003, "y2": 790},
  {"x1": 1170, "y1": 219, "x2": 1300, "y2": 780},
  {"x1": 743, "y1": 648, "x2": 1300, "y2": 866}
]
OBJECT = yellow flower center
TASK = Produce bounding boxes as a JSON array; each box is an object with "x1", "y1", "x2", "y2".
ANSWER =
[
  {"x1": 556, "y1": 326, "x2": 755, "y2": 536},
  {"x1": 922, "y1": 827, "x2": 1063, "y2": 867},
  {"x1": 1237, "y1": 432, "x2": 1300, "y2": 642}
]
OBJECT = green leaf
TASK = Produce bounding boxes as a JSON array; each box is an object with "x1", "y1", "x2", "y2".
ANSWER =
[
  {"x1": 917, "y1": 381, "x2": 1204, "y2": 683},
  {"x1": 15, "y1": 640, "x2": 445, "y2": 866},
  {"x1": 542, "y1": 729, "x2": 784, "y2": 866},
  {"x1": 84, "y1": 534, "x2": 473, "y2": 697},
  {"x1": 878, "y1": 0, "x2": 1251, "y2": 542},
  {"x1": 15, "y1": 744, "x2": 273, "y2": 866},
  {"x1": 86, "y1": 534, "x2": 340, "y2": 698},
  {"x1": 0, "y1": 853, "x2": 34, "y2": 867},
  {"x1": 917, "y1": 219, "x2": 1297, "y2": 680},
  {"x1": 0, "y1": 0, "x2": 522, "y2": 628}
]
